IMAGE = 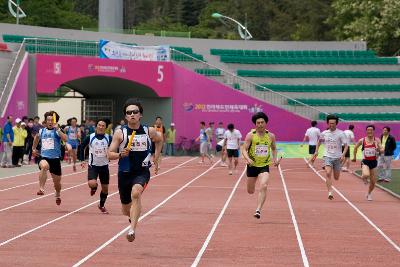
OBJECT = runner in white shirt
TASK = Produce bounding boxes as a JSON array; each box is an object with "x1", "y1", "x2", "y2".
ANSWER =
[
  {"x1": 224, "y1": 123, "x2": 242, "y2": 175},
  {"x1": 342, "y1": 125, "x2": 355, "y2": 172},
  {"x1": 301, "y1": 121, "x2": 320, "y2": 166},
  {"x1": 215, "y1": 122, "x2": 227, "y2": 166},
  {"x1": 81, "y1": 119, "x2": 112, "y2": 214},
  {"x1": 312, "y1": 115, "x2": 348, "y2": 200}
]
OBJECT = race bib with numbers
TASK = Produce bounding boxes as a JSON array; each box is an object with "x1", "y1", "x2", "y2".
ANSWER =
[
  {"x1": 130, "y1": 135, "x2": 148, "y2": 152},
  {"x1": 255, "y1": 144, "x2": 268, "y2": 157},
  {"x1": 42, "y1": 138, "x2": 55, "y2": 150}
]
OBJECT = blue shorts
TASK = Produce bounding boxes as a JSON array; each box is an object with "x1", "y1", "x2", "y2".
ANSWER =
[{"x1": 67, "y1": 141, "x2": 78, "y2": 150}]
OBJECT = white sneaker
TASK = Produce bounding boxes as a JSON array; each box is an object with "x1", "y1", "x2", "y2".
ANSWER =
[
  {"x1": 126, "y1": 229, "x2": 135, "y2": 242},
  {"x1": 328, "y1": 192, "x2": 334, "y2": 200},
  {"x1": 366, "y1": 194, "x2": 373, "y2": 201},
  {"x1": 229, "y1": 170, "x2": 233, "y2": 175}
]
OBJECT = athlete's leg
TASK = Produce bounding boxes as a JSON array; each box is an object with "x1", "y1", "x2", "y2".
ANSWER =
[
  {"x1": 234, "y1": 156, "x2": 239, "y2": 171},
  {"x1": 228, "y1": 156, "x2": 233, "y2": 174},
  {"x1": 38, "y1": 160, "x2": 49, "y2": 194},
  {"x1": 50, "y1": 173, "x2": 62, "y2": 205},
  {"x1": 361, "y1": 164, "x2": 370, "y2": 185},
  {"x1": 325, "y1": 165, "x2": 333, "y2": 193},
  {"x1": 368, "y1": 168, "x2": 377, "y2": 195},
  {"x1": 247, "y1": 177, "x2": 257, "y2": 194},
  {"x1": 256, "y1": 172, "x2": 270, "y2": 212},
  {"x1": 129, "y1": 184, "x2": 144, "y2": 232}
]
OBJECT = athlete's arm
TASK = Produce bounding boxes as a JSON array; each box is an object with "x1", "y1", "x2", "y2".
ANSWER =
[
  {"x1": 270, "y1": 133, "x2": 279, "y2": 166},
  {"x1": 32, "y1": 133, "x2": 40, "y2": 157},
  {"x1": 149, "y1": 127, "x2": 162, "y2": 174},
  {"x1": 56, "y1": 125, "x2": 67, "y2": 142},
  {"x1": 108, "y1": 129, "x2": 124, "y2": 160},
  {"x1": 241, "y1": 132, "x2": 254, "y2": 166},
  {"x1": 301, "y1": 133, "x2": 308, "y2": 147},
  {"x1": 341, "y1": 133, "x2": 349, "y2": 161},
  {"x1": 375, "y1": 138, "x2": 384, "y2": 154},
  {"x1": 352, "y1": 139, "x2": 363, "y2": 162}
]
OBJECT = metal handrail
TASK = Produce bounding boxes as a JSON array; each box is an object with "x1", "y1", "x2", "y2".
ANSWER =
[
  {"x1": 170, "y1": 48, "x2": 331, "y2": 121},
  {"x1": 0, "y1": 40, "x2": 26, "y2": 117}
]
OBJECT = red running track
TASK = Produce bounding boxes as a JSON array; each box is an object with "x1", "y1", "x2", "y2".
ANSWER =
[{"x1": 0, "y1": 157, "x2": 398, "y2": 266}]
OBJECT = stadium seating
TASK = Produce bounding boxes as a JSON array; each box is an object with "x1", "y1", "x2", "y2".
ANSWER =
[
  {"x1": 237, "y1": 70, "x2": 400, "y2": 78},
  {"x1": 211, "y1": 49, "x2": 377, "y2": 57},
  {"x1": 195, "y1": 69, "x2": 221, "y2": 76},
  {"x1": 319, "y1": 113, "x2": 400, "y2": 121},
  {"x1": 255, "y1": 84, "x2": 400, "y2": 92},
  {"x1": 288, "y1": 98, "x2": 400, "y2": 106}
]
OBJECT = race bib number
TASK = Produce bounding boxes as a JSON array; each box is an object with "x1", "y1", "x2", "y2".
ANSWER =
[
  {"x1": 255, "y1": 144, "x2": 268, "y2": 157},
  {"x1": 364, "y1": 147, "x2": 376, "y2": 157},
  {"x1": 94, "y1": 147, "x2": 107, "y2": 157},
  {"x1": 68, "y1": 132, "x2": 77, "y2": 140},
  {"x1": 130, "y1": 135, "x2": 148, "y2": 152},
  {"x1": 326, "y1": 142, "x2": 338, "y2": 154},
  {"x1": 42, "y1": 138, "x2": 54, "y2": 150}
]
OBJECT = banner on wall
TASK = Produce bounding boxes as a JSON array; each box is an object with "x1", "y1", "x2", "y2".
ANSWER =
[{"x1": 99, "y1": 40, "x2": 170, "y2": 62}]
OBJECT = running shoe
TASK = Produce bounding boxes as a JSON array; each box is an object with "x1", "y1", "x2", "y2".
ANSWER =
[
  {"x1": 98, "y1": 205, "x2": 109, "y2": 214},
  {"x1": 126, "y1": 229, "x2": 135, "y2": 242},
  {"x1": 90, "y1": 187, "x2": 97, "y2": 196},
  {"x1": 366, "y1": 194, "x2": 373, "y2": 201},
  {"x1": 383, "y1": 178, "x2": 392, "y2": 182},
  {"x1": 37, "y1": 189, "x2": 45, "y2": 195},
  {"x1": 229, "y1": 170, "x2": 233, "y2": 175},
  {"x1": 254, "y1": 210, "x2": 261, "y2": 219},
  {"x1": 328, "y1": 192, "x2": 334, "y2": 200},
  {"x1": 56, "y1": 197, "x2": 61, "y2": 205}
]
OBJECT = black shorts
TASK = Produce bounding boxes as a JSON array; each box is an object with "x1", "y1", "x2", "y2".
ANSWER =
[
  {"x1": 118, "y1": 169, "x2": 150, "y2": 204},
  {"x1": 309, "y1": 145, "x2": 316, "y2": 155},
  {"x1": 227, "y1": 149, "x2": 239, "y2": 158},
  {"x1": 361, "y1": 159, "x2": 378, "y2": 170},
  {"x1": 216, "y1": 145, "x2": 222, "y2": 152},
  {"x1": 151, "y1": 142, "x2": 163, "y2": 154},
  {"x1": 38, "y1": 157, "x2": 62, "y2": 176},
  {"x1": 342, "y1": 145, "x2": 350, "y2": 158},
  {"x1": 88, "y1": 165, "x2": 110, "y2": 184},
  {"x1": 246, "y1": 165, "x2": 270, "y2": 177}
]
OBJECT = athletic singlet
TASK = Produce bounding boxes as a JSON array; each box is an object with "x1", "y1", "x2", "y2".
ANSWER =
[
  {"x1": 88, "y1": 133, "x2": 111, "y2": 166},
  {"x1": 118, "y1": 125, "x2": 152, "y2": 172},
  {"x1": 362, "y1": 137, "x2": 378, "y2": 160},
  {"x1": 66, "y1": 126, "x2": 79, "y2": 145},
  {"x1": 248, "y1": 130, "x2": 272, "y2": 167},
  {"x1": 39, "y1": 128, "x2": 61, "y2": 159}
]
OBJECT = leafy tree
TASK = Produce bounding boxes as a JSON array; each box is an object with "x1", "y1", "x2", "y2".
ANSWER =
[{"x1": 328, "y1": 0, "x2": 400, "y2": 55}]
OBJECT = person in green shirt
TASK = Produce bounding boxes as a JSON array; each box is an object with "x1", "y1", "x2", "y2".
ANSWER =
[
  {"x1": 165, "y1": 123, "x2": 176, "y2": 156},
  {"x1": 242, "y1": 112, "x2": 279, "y2": 219}
]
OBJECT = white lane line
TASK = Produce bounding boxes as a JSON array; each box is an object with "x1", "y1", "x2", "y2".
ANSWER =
[
  {"x1": 278, "y1": 164, "x2": 310, "y2": 267},
  {"x1": 0, "y1": 162, "x2": 118, "y2": 191},
  {"x1": 0, "y1": 157, "x2": 197, "y2": 247},
  {"x1": 305, "y1": 158, "x2": 400, "y2": 253},
  {"x1": 72, "y1": 160, "x2": 220, "y2": 267},
  {"x1": 191, "y1": 167, "x2": 245, "y2": 267},
  {"x1": 0, "y1": 160, "x2": 160, "y2": 212}
]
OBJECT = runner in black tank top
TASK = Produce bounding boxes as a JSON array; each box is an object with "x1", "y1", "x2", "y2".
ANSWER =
[{"x1": 108, "y1": 99, "x2": 163, "y2": 242}]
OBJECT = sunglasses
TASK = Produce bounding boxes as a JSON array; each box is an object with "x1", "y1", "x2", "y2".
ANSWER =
[{"x1": 125, "y1": 109, "x2": 140, "y2": 115}]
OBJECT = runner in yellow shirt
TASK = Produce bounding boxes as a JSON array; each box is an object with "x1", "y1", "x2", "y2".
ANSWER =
[{"x1": 242, "y1": 112, "x2": 279, "y2": 219}]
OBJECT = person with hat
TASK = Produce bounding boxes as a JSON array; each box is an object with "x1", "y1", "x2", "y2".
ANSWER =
[
  {"x1": 12, "y1": 118, "x2": 28, "y2": 167},
  {"x1": 165, "y1": 122, "x2": 176, "y2": 156}
]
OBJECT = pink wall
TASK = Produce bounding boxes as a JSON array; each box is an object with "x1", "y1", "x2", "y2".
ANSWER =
[
  {"x1": 171, "y1": 64, "x2": 312, "y2": 141},
  {"x1": 36, "y1": 55, "x2": 173, "y2": 97},
  {"x1": 0, "y1": 54, "x2": 29, "y2": 127}
]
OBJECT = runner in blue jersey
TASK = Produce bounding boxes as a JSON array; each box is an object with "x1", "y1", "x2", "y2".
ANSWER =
[
  {"x1": 108, "y1": 99, "x2": 163, "y2": 242},
  {"x1": 32, "y1": 111, "x2": 67, "y2": 205},
  {"x1": 81, "y1": 119, "x2": 112, "y2": 214},
  {"x1": 65, "y1": 117, "x2": 81, "y2": 172}
]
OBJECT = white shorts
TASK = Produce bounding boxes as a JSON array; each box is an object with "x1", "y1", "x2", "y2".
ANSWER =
[{"x1": 200, "y1": 142, "x2": 209, "y2": 154}]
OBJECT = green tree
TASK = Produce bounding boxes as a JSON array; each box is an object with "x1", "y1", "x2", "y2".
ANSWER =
[{"x1": 328, "y1": 0, "x2": 400, "y2": 55}]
